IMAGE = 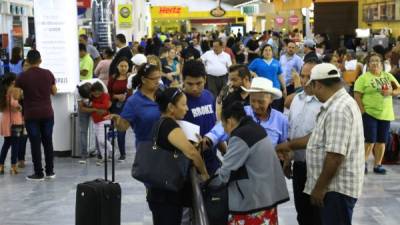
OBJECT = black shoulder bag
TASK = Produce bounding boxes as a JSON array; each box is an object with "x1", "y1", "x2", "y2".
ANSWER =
[
  {"x1": 9, "y1": 95, "x2": 24, "y2": 137},
  {"x1": 131, "y1": 118, "x2": 191, "y2": 192}
]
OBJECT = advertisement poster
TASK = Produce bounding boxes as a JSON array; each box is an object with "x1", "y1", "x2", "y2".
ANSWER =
[
  {"x1": 33, "y1": 0, "x2": 79, "y2": 93},
  {"x1": 118, "y1": 4, "x2": 133, "y2": 29}
]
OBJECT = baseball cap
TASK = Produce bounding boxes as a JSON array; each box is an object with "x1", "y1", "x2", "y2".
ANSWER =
[
  {"x1": 131, "y1": 54, "x2": 147, "y2": 66},
  {"x1": 305, "y1": 63, "x2": 341, "y2": 86},
  {"x1": 304, "y1": 39, "x2": 316, "y2": 48}
]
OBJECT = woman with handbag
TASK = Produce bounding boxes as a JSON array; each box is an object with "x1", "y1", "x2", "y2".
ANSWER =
[
  {"x1": 108, "y1": 57, "x2": 130, "y2": 161},
  {"x1": 146, "y1": 87, "x2": 209, "y2": 225},
  {"x1": 0, "y1": 73, "x2": 24, "y2": 175},
  {"x1": 209, "y1": 101, "x2": 289, "y2": 225}
]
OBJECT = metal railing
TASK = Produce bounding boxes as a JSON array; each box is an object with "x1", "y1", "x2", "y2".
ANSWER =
[{"x1": 190, "y1": 167, "x2": 210, "y2": 225}]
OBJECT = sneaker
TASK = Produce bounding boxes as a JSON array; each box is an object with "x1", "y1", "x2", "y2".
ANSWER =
[
  {"x1": 373, "y1": 165, "x2": 387, "y2": 175},
  {"x1": 118, "y1": 155, "x2": 126, "y2": 162},
  {"x1": 45, "y1": 172, "x2": 56, "y2": 179},
  {"x1": 89, "y1": 151, "x2": 97, "y2": 158},
  {"x1": 96, "y1": 159, "x2": 103, "y2": 166},
  {"x1": 97, "y1": 154, "x2": 103, "y2": 160},
  {"x1": 364, "y1": 163, "x2": 368, "y2": 174},
  {"x1": 79, "y1": 156, "x2": 87, "y2": 164},
  {"x1": 26, "y1": 174, "x2": 45, "y2": 181}
]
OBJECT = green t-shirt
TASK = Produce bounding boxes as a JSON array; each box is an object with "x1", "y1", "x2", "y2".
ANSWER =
[
  {"x1": 80, "y1": 54, "x2": 94, "y2": 81},
  {"x1": 354, "y1": 71, "x2": 399, "y2": 121}
]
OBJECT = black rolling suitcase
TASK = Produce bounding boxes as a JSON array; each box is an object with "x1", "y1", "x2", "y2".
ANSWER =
[{"x1": 76, "y1": 123, "x2": 121, "y2": 225}]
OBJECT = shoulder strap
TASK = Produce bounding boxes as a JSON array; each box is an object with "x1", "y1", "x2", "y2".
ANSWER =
[
  {"x1": 8, "y1": 93, "x2": 14, "y2": 125},
  {"x1": 152, "y1": 117, "x2": 167, "y2": 145}
]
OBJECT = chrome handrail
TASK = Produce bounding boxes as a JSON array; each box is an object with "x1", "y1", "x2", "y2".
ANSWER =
[{"x1": 190, "y1": 167, "x2": 210, "y2": 225}]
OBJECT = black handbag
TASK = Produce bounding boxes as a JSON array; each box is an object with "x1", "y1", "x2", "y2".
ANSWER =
[
  {"x1": 131, "y1": 118, "x2": 191, "y2": 192},
  {"x1": 202, "y1": 175, "x2": 229, "y2": 225},
  {"x1": 9, "y1": 97, "x2": 25, "y2": 137}
]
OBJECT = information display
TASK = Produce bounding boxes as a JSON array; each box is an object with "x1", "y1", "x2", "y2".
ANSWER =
[{"x1": 34, "y1": 0, "x2": 79, "y2": 93}]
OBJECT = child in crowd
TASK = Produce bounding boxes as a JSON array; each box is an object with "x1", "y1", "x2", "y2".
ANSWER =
[
  {"x1": 0, "y1": 73, "x2": 24, "y2": 175},
  {"x1": 89, "y1": 82, "x2": 112, "y2": 165}
]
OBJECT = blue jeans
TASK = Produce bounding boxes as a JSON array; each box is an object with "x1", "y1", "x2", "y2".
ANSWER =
[
  {"x1": 293, "y1": 162, "x2": 321, "y2": 225},
  {"x1": 117, "y1": 131, "x2": 126, "y2": 156},
  {"x1": 320, "y1": 192, "x2": 357, "y2": 225},
  {"x1": 25, "y1": 117, "x2": 55, "y2": 176},
  {"x1": 0, "y1": 136, "x2": 20, "y2": 165},
  {"x1": 79, "y1": 112, "x2": 90, "y2": 157},
  {"x1": 17, "y1": 135, "x2": 28, "y2": 161}
]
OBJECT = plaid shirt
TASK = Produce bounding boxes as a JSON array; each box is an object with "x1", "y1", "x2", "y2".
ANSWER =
[{"x1": 304, "y1": 88, "x2": 365, "y2": 199}]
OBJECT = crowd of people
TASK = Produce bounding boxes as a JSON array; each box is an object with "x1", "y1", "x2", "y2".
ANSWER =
[{"x1": 1, "y1": 28, "x2": 400, "y2": 225}]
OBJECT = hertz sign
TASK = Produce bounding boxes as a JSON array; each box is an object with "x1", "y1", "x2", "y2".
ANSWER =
[
  {"x1": 152, "y1": 6, "x2": 188, "y2": 18},
  {"x1": 159, "y1": 7, "x2": 182, "y2": 14}
]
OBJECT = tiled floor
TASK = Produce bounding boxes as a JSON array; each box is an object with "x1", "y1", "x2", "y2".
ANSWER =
[
  {"x1": 1, "y1": 98, "x2": 400, "y2": 225},
  {"x1": 1, "y1": 136, "x2": 400, "y2": 225}
]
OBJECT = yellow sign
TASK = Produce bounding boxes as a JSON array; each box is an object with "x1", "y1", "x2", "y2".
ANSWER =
[
  {"x1": 151, "y1": 6, "x2": 189, "y2": 19},
  {"x1": 118, "y1": 4, "x2": 132, "y2": 28}
]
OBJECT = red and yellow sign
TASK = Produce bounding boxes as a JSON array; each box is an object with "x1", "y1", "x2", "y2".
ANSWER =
[
  {"x1": 151, "y1": 6, "x2": 189, "y2": 18},
  {"x1": 77, "y1": 0, "x2": 91, "y2": 8}
]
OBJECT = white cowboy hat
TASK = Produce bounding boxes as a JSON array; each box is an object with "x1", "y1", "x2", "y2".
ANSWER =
[{"x1": 241, "y1": 77, "x2": 282, "y2": 100}]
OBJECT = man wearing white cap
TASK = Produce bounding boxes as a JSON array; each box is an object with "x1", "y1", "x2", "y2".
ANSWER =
[
  {"x1": 303, "y1": 39, "x2": 319, "y2": 63},
  {"x1": 304, "y1": 63, "x2": 364, "y2": 225},
  {"x1": 127, "y1": 54, "x2": 147, "y2": 91}
]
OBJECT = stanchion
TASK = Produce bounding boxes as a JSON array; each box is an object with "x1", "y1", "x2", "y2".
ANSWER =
[{"x1": 190, "y1": 167, "x2": 209, "y2": 225}]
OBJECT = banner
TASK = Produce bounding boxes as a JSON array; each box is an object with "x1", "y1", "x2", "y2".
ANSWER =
[
  {"x1": 118, "y1": 4, "x2": 132, "y2": 29},
  {"x1": 34, "y1": 0, "x2": 79, "y2": 93},
  {"x1": 151, "y1": 6, "x2": 189, "y2": 19},
  {"x1": 77, "y1": 0, "x2": 91, "y2": 8}
]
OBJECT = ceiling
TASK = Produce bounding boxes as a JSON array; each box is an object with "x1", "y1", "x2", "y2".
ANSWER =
[{"x1": 220, "y1": 0, "x2": 254, "y2": 6}]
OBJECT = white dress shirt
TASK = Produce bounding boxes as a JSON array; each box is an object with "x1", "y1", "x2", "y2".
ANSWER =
[
  {"x1": 201, "y1": 50, "x2": 232, "y2": 77},
  {"x1": 288, "y1": 91, "x2": 321, "y2": 162}
]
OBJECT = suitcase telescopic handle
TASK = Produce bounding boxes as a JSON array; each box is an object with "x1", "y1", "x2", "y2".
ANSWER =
[{"x1": 104, "y1": 122, "x2": 116, "y2": 182}]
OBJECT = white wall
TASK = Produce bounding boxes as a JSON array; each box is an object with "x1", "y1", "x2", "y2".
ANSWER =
[
  {"x1": 115, "y1": 0, "x2": 150, "y2": 42},
  {"x1": 149, "y1": 0, "x2": 240, "y2": 12}
]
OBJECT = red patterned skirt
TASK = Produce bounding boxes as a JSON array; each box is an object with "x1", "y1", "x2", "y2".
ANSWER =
[{"x1": 228, "y1": 207, "x2": 278, "y2": 225}]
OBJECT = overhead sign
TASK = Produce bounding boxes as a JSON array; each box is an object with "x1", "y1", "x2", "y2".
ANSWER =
[
  {"x1": 275, "y1": 17, "x2": 285, "y2": 26},
  {"x1": 289, "y1": 15, "x2": 300, "y2": 25},
  {"x1": 151, "y1": 6, "x2": 189, "y2": 18},
  {"x1": 77, "y1": 0, "x2": 91, "y2": 8},
  {"x1": 34, "y1": 0, "x2": 80, "y2": 93},
  {"x1": 210, "y1": 0, "x2": 226, "y2": 17},
  {"x1": 118, "y1": 4, "x2": 132, "y2": 29}
]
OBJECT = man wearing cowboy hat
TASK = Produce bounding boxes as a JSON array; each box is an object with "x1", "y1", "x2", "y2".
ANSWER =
[{"x1": 204, "y1": 77, "x2": 288, "y2": 148}]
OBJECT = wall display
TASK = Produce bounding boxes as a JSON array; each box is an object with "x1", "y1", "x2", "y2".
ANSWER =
[
  {"x1": 34, "y1": 0, "x2": 79, "y2": 93},
  {"x1": 363, "y1": 1, "x2": 399, "y2": 22},
  {"x1": 118, "y1": 4, "x2": 133, "y2": 29}
]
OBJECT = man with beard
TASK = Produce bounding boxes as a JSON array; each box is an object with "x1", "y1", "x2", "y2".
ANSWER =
[{"x1": 203, "y1": 64, "x2": 252, "y2": 152}]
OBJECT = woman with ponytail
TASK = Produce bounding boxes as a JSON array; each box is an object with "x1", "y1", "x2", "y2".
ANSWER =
[
  {"x1": 0, "y1": 72, "x2": 23, "y2": 175},
  {"x1": 108, "y1": 63, "x2": 162, "y2": 146}
]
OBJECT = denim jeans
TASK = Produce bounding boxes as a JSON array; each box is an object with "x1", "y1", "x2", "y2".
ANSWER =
[
  {"x1": 78, "y1": 112, "x2": 91, "y2": 157},
  {"x1": 0, "y1": 136, "x2": 20, "y2": 165},
  {"x1": 117, "y1": 131, "x2": 126, "y2": 156},
  {"x1": 17, "y1": 135, "x2": 28, "y2": 161},
  {"x1": 293, "y1": 162, "x2": 321, "y2": 225},
  {"x1": 320, "y1": 192, "x2": 357, "y2": 225},
  {"x1": 25, "y1": 117, "x2": 55, "y2": 176}
]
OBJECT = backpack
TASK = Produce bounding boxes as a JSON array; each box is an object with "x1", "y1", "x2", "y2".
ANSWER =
[{"x1": 383, "y1": 133, "x2": 400, "y2": 164}]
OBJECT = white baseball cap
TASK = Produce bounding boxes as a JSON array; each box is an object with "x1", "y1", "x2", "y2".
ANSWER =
[
  {"x1": 131, "y1": 54, "x2": 147, "y2": 66},
  {"x1": 241, "y1": 77, "x2": 282, "y2": 100},
  {"x1": 306, "y1": 63, "x2": 341, "y2": 86}
]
